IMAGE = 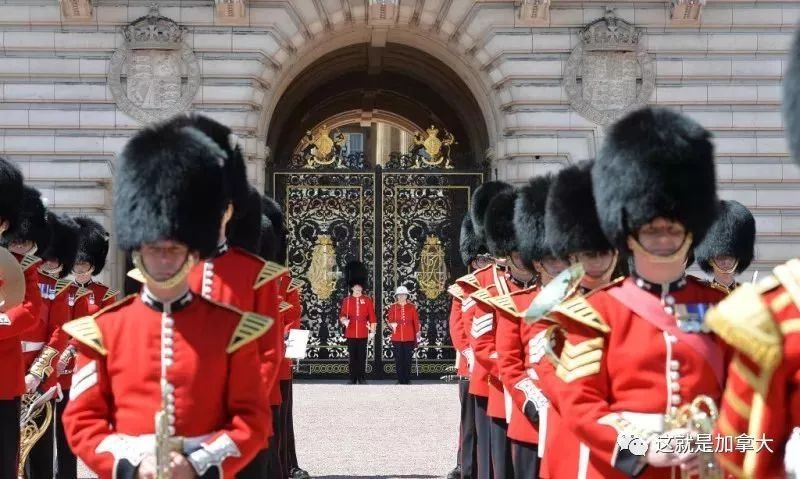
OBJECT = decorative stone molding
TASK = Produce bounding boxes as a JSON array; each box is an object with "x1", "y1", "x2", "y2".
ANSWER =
[
  {"x1": 109, "y1": 6, "x2": 200, "y2": 125},
  {"x1": 368, "y1": 0, "x2": 399, "y2": 27},
  {"x1": 59, "y1": 0, "x2": 93, "y2": 22},
  {"x1": 670, "y1": 0, "x2": 706, "y2": 25},
  {"x1": 516, "y1": 0, "x2": 551, "y2": 27},
  {"x1": 563, "y1": 11, "x2": 655, "y2": 126},
  {"x1": 215, "y1": 0, "x2": 248, "y2": 25}
]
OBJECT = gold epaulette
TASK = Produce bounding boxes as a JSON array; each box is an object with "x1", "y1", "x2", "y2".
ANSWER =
[
  {"x1": 102, "y1": 288, "x2": 120, "y2": 302},
  {"x1": 127, "y1": 268, "x2": 145, "y2": 283},
  {"x1": 488, "y1": 293, "x2": 521, "y2": 318},
  {"x1": 54, "y1": 278, "x2": 72, "y2": 297},
  {"x1": 62, "y1": 317, "x2": 107, "y2": 356},
  {"x1": 21, "y1": 254, "x2": 41, "y2": 271},
  {"x1": 254, "y1": 261, "x2": 289, "y2": 290},
  {"x1": 287, "y1": 278, "x2": 305, "y2": 293},
  {"x1": 470, "y1": 287, "x2": 495, "y2": 307},
  {"x1": 447, "y1": 284, "x2": 465, "y2": 300},
  {"x1": 227, "y1": 312, "x2": 274, "y2": 353},
  {"x1": 705, "y1": 281, "x2": 782, "y2": 372},
  {"x1": 279, "y1": 301, "x2": 293, "y2": 313},
  {"x1": 74, "y1": 286, "x2": 92, "y2": 300},
  {"x1": 553, "y1": 295, "x2": 610, "y2": 334}
]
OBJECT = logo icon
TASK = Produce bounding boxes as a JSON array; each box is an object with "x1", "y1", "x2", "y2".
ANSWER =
[{"x1": 618, "y1": 434, "x2": 649, "y2": 456}]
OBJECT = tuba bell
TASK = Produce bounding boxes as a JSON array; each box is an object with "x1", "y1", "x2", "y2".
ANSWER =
[{"x1": 18, "y1": 387, "x2": 58, "y2": 478}]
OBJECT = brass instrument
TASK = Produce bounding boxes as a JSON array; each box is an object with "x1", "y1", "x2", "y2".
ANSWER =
[
  {"x1": 155, "y1": 312, "x2": 176, "y2": 479},
  {"x1": 18, "y1": 387, "x2": 58, "y2": 477},
  {"x1": 0, "y1": 246, "x2": 25, "y2": 312},
  {"x1": 523, "y1": 263, "x2": 584, "y2": 323},
  {"x1": 664, "y1": 395, "x2": 722, "y2": 479}
]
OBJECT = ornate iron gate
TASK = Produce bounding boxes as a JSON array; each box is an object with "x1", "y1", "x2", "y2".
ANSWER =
[{"x1": 273, "y1": 167, "x2": 484, "y2": 378}]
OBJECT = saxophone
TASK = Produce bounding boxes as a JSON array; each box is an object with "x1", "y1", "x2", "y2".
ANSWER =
[{"x1": 155, "y1": 312, "x2": 176, "y2": 479}]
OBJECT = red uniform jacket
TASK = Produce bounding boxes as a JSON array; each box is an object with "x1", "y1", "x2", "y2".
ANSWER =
[
  {"x1": 387, "y1": 302, "x2": 420, "y2": 342},
  {"x1": 279, "y1": 277, "x2": 304, "y2": 381},
  {"x1": 339, "y1": 295, "x2": 377, "y2": 339},
  {"x1": 457, "y1": 264, "x2": 496, "y2": 398},
  {"x1": 188, "y1": 245, "x2": 285, "y2": 408},
  {"x1": 0, "y1": 253, "x2": 43, "y2": 399},
  {"x1": 708, "y1": 259, "x2": 800, "y2": 478},
  {"x1": 447, "y1": 285, "x2": 469, "y2": 377},
  {"x1": 22, "y1": 271, "x2": 72, "y2": 391},
  {"x1": 470, "y1": 269, "x2": 530, "y2": 419},
  {"x1": 62, "y1": 293, "x2": 271, "y2": 479},
  {"x1": 556, "y1": 276, "x2": 726, "y2": 479}
]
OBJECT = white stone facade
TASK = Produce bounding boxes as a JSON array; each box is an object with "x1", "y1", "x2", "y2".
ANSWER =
[{"x1": 0, "y1": 0, "x2": 796, "y2": 286}]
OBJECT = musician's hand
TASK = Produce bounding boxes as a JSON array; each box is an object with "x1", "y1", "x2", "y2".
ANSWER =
[
  {"x1": 24, "y1": 374, "x2": 41, "y2": 393},
  {"x1": 136, "y1": 454, "x2": 157, "y2": 479},
  {"x1": 170, "y1": 452, "x2": 198, "y2": 479},
  {"x1": 339, "y1": 316, "x2": 347, "y2": 324}
]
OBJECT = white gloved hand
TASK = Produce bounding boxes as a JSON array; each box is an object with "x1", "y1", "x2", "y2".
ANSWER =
[
  {"x1": 389, "y1": 322, "x2": 398, "y2": 332},
  {"x1": 463, "y1": 348, "x2": 475, "y2": 373},
  {"x1": 24, "y1": 374, "x2": 41, "y2": 393}
]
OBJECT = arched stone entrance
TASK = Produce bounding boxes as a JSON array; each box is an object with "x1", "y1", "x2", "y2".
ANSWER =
[{"x1": 268, "y1": 41, "x2": 489, "y2": 378}]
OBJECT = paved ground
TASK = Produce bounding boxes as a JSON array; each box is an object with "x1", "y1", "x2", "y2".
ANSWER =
[{"x1": 78, "y1": 379, "x2": 460, "y2": 478}]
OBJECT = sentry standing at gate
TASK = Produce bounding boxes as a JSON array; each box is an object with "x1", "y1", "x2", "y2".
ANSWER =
[
  {"x1": 387, "y1": 286, "x2": 420, "y2": 385},
  {"x1": 339, "y1": 261, "x2": 376, "y2": 384}
]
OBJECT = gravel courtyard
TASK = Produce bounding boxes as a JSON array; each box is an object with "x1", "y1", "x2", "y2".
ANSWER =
[{"x1": 78, "y1": 379, "x2": 460, "y2": 479}]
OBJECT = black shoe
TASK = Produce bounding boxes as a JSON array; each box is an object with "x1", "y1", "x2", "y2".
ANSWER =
[
  {"x1": 358, "y1": 378, "x2": 368, "y2": 385},
  {"x1": 290, "y1": 467, "x2": 311, "y2": 479},
  {"x1": 447, "y1": 466, "x2": 461, "y2": 479}
]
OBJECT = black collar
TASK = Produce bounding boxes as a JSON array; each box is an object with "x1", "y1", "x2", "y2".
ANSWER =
[
  {"x1": 713, "y1": 279, "x2": 738, "y2": 292},
  {"x1": 214, "y1": 242, "x2": 229, "y2": 258},
  {"x1": 631, "y1": 271, "x2": 687, "y2": 297},
  {"x1": 141, "y1": 289, "x2": 193, "y2": 313},
  {"x1": 75, "y1": 279, "x2": 94, "y2": 288},
  {"x1": 507, "y1": 271, "x2": 536, "y2": 289}
]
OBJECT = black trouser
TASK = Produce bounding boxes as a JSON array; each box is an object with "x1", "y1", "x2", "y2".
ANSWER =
[
  {"x1": 511, "y1": 439, "x2": 539, "y2": 479},
  {"x1": 346, "y1": 338, "x2": 367, "y2": 382},
  {"x1": 473, "y1": 395, "x2": 492, "y2": 479},
  {"x1": 458, "y1": 382, "x2": 476, "y2": 479},
  {"x1": 393, "y1": 341, "x2": 414, "y2": 384},
  {"x1": 279, "y1": 380, "x2": 300, "y2": 474},
  {"x1": 0, "y1": 398, "x2": 21, "y2": 479},
  {"x1": 55, "y1": 393, "x2": 77, "y2": 479},
  {"x1": 266, "y1": 405, "x2": 281, "y2": 478},
  {"x1": 237, "y1": 447, "x2": 269, "y2": 479},
  {"x1": 26, "y1": 399, "x2": 56, "y2": 478},
  {"x1": 489, "y1": 417, "x2": 513, "y2": 479}
]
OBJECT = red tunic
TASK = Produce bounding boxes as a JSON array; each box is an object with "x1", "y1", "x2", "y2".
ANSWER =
[
  {"x1": 338, "y1": 295, "x2": 377, "y2": 339},
  {"x1": 387, "y1": 302, "x2": 420, "y2": 342},
  {"x1": 21, "y1": 271, "x2": 71, "y2": 390},
  {"x1": 188, "y1": 246, "x2": 285, "y2": 407},
  {"x1": 62, "y1": 293, "x2": 271, "y2": 479},
  {"x1": 0, "y1": 253, "x2": 42, "y2": 399},
  {"x1": 457, "y1": 264, "x2": 497, "y2": 398},
  {"x1": 556, "y1": 276, "x2": 727, "y2": 478},
  {"x1": 708, "y1": 260, "x2": 800, "y2": 478},
  {"x1": 447, "y1": 287, "x2": 470, "y2": 377},
  {"x1": 72, "y1": 281, "x2": 119, "y2": 318},
  {"x1": 279, "y1": 276, "x2": 304, "y2": 381}
]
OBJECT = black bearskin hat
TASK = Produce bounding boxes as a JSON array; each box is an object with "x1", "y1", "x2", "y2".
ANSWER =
[
  {"x1": 592, "y1": 107, "x2": 718, "y2": 252},
  {"x1": 161, "y1": 113, "x2": 250, "y2": 219},
  {"x1": 459, "y1": 214, "x2": 486, "y2": 266},
  {"x1": 784, "y1": 28, "x2": 800, "y2": 165},
  {"x1": 514, "y1": 175, "x2": 554, "y2": 267},
  {"x1": 40, "y1": 213, "x2": 80, "y2": 278},
  {"x1": 484, "y1": 188, "x2": 519, "y2": 258},
  {"x1": 545, "y1": 161, "x2": 613, "y2": 258},
  {"x1": 695, "y1": 200, "x2": 756, "y2": 274},
  {"x1": 3, "y1": 186, "x2": 49, "y2": 252},
  {"x1": 74, "y1": 217, "x2": 110, "y2": 274},
  {"x1": 470, "y1": 181, "x2": 513, "y2": 241},
  {"x1": 227, "y1": 186, "x2": 263, "y2": 255},
  {"x1": 114, "y1": 122, "x2": 228, "y2": 259},
  {"x1": 260, "y1": 195, "x2": 287, "y2": 264},
  {"x1": 345, "y1": 260, "x2": 368, "y2": 289},
  {"x1": 0, "y1": 157, "x2": 24, "y2": 231}
]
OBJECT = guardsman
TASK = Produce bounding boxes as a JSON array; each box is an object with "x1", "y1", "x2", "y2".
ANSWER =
[
  {"x1": 703, "y1": 27, "x2": 800, "y2": 478},
  {"x1": 71, "y1": 217, "x2": 119, "y2": 316},
  {"x1": 388, "y1": 285, "x2": 421, "y2": 385},
  {"x1": 694, "y1": 199, "x2": 756, "y2": 293},
  {"x1": 61, "y1": 119, "x2": 271, "y2": 479},
  {"x1": 25, "y1": 212, "x2": 80, "y2": 479},
  {"x1": 164, "y1": 114, "x2": 284, "y2": 479},
  {"x1": 0, "y1": 158, "x2": 36, "y2": 479},
  {"x1": 259, "y1": 196, "x2": 311, "y2": 479},
  {"x1": 554, "y1": 107, "x2": 727, "y2": 478},
  {"x1": 471, "y1": 186, "x2": 541, "y2": 479},
  {"x1": 457, "y1": 180, "x2": 512, "y2": 479},
  {"x1": 447, "y1": 214, "x2": 487, "y2": 479},
  {"x1": 339, "y1": 260, "x2": 377, "y2": 384}
]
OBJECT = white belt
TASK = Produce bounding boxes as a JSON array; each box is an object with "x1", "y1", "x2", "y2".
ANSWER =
[
  {"x1": 21, "y1": 341, "x2": 45, "y2": 353},
  {"x1": 619, "y1": 411, "x2": 665, "y2": 434}
]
